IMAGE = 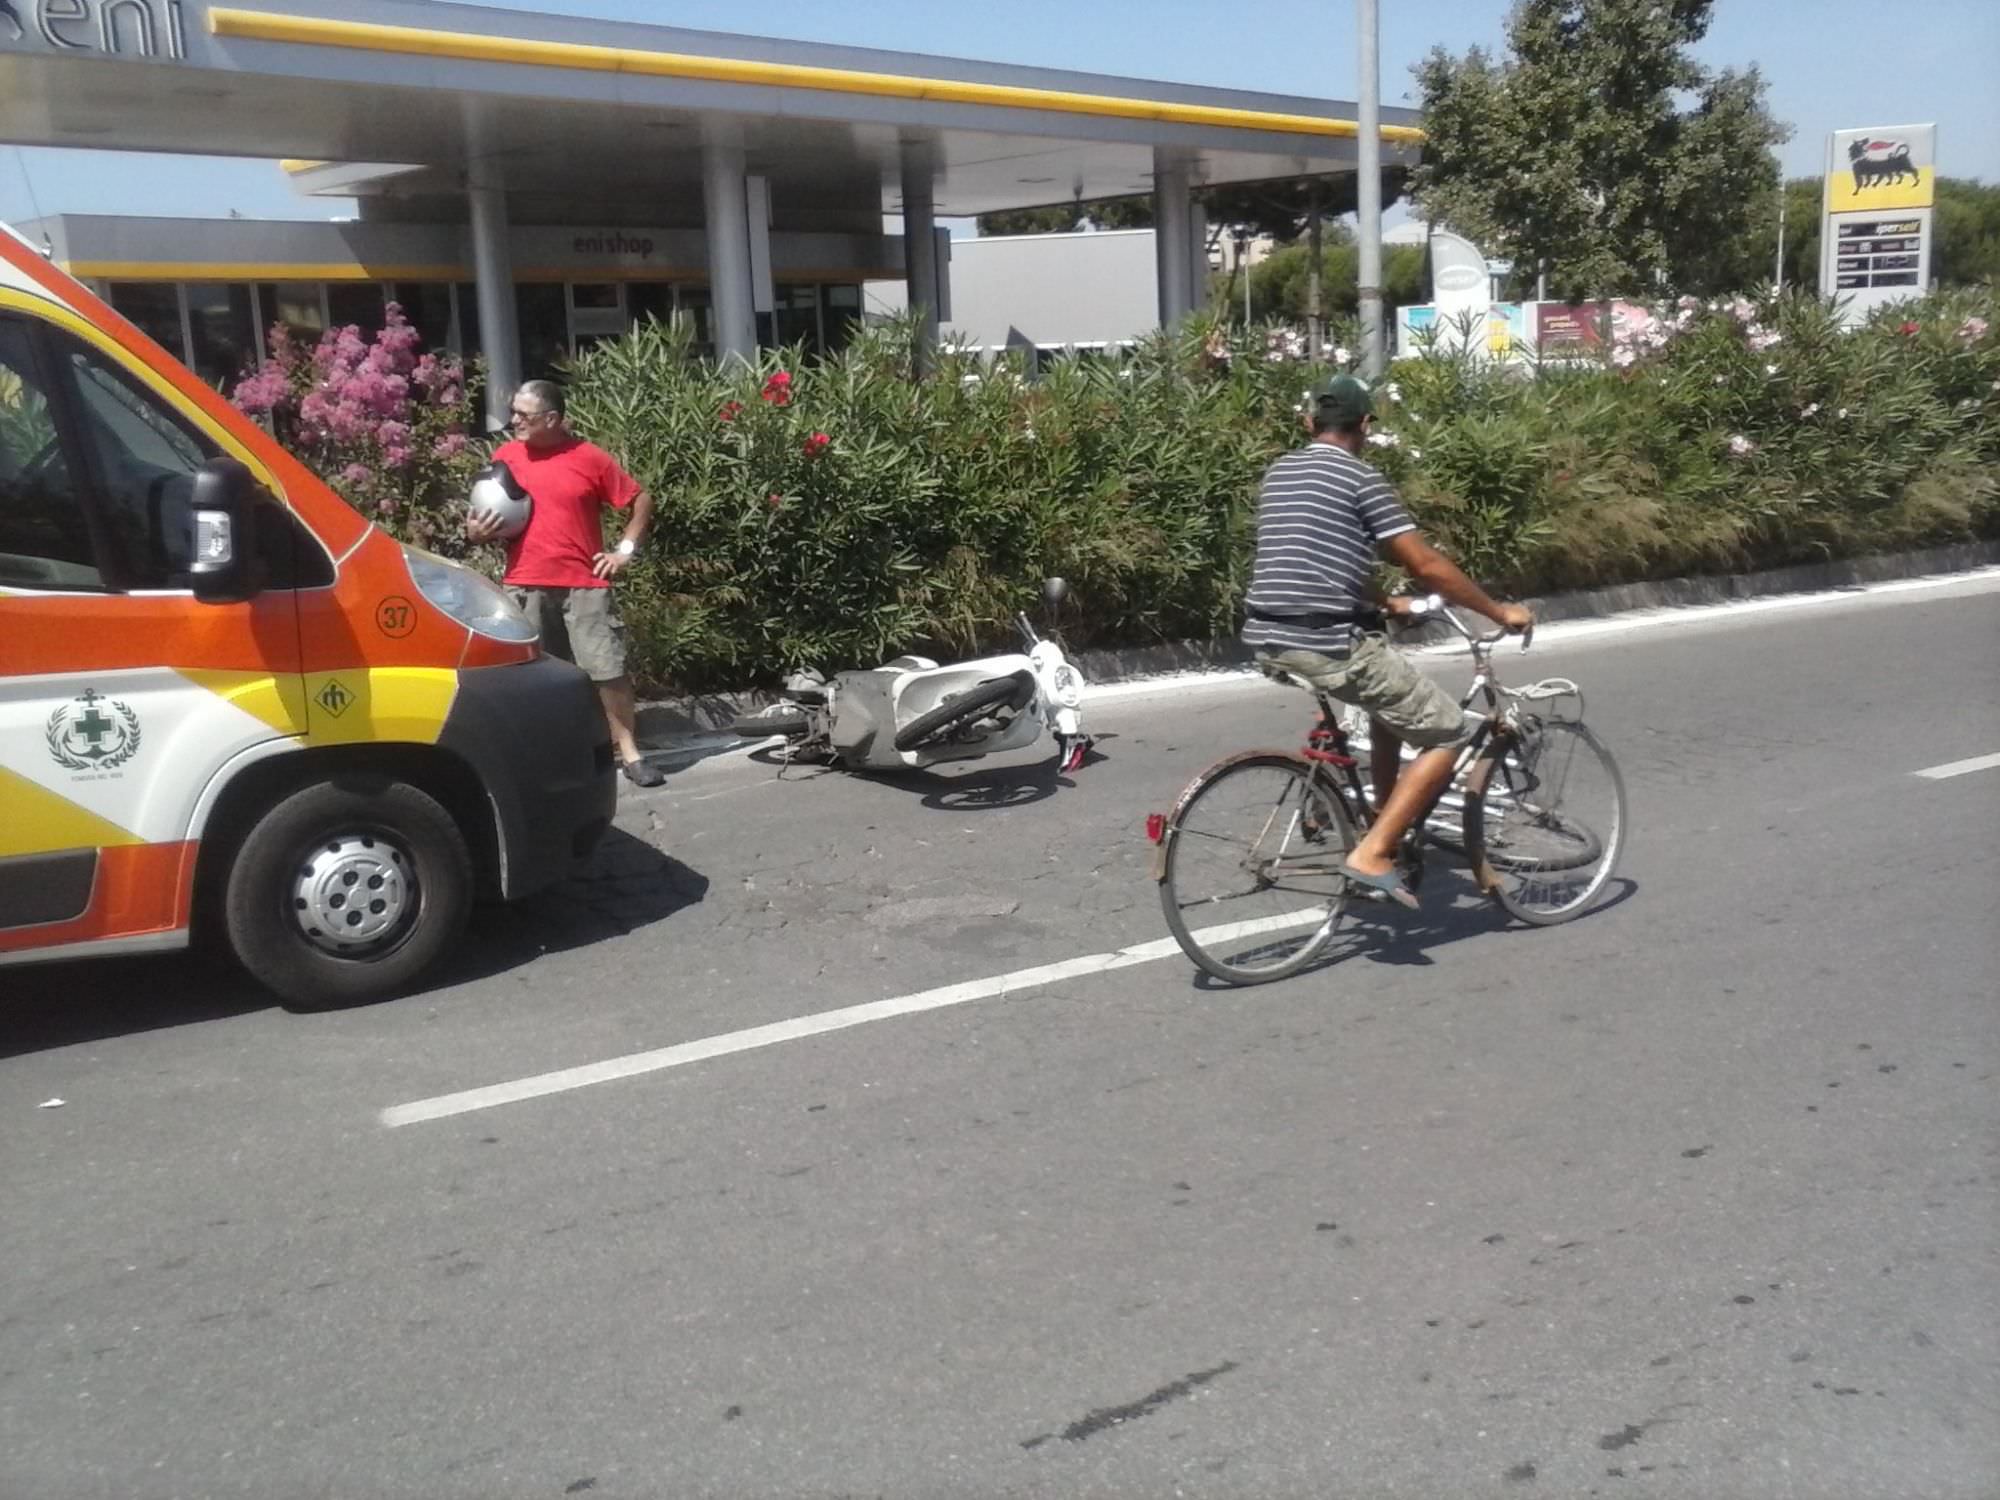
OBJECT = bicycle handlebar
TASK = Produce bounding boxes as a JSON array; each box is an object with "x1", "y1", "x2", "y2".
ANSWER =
[{"x1": 1401, "y1": 593, "x2": 1532, "y2": 654}]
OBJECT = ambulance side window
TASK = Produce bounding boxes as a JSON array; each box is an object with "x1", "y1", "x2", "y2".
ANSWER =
[
  {"x1": 0, "y1": 317, "x2": 99, "y2": 590},
  {"x1": 52, "y1": 333, "x2": 217, "y2": 589}
]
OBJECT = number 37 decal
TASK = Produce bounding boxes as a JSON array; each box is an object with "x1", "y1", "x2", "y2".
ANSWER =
[{"x1": 374, "y1": 596, "x2": 418, "y2": 639}]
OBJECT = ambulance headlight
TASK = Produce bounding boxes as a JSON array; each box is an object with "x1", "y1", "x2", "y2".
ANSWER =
[{"x1": 401, "y1": 545, "x2": 538, "y2": 642}]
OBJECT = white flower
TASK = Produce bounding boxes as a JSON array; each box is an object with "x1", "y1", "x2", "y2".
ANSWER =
[
  {"x1": 1729, "y1": 297, "x2": 1758, "y2": 325},
  {"x1": 1384, "y1": 381, "x2": 1403, "y2": 403},
  {"x1": 1612, "y1": 346, "x2": 1638, "y2": 368},
  {"x1": 1727, "y1": 433, "x2": 1757, "y2": 457},
  {"x1": 1764, "y1": 363, "x2": 1781, "y2": 377},
  {"x1": 1958, "y1": 316, "x2": 1990, "y2": 341},
  {"x1": 1837, "y1": 407, "x2": 1849, "y2": 419},
  {"x1": 1332, "y1": 346, "x2": 1353, "y2": 365},
  {"x1": 1747, "y1": 327, "x2": 1783, "y2": 352},
  {"x1": 1408, "y1": 446, "x2": 1423, "y2": 460},
  {"x1": 1366, "y1": 429, "x2": 1400, "y2": 448},
  {"x1": 1801, "y1": 402, "x2": 1821, "y2": 417},
  {"x1": 1713, "y1": 373, "x2": 1728, "y2": 385}
]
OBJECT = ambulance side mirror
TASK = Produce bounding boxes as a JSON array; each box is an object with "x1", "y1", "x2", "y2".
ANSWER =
[{"x1": 190, "y1": 459, "x2": 262, "y2": 605}]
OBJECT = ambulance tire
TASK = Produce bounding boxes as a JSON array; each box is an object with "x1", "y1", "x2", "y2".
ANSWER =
[{"x1": 224, "y1": 777, "x2": 474, "y2": 1010}]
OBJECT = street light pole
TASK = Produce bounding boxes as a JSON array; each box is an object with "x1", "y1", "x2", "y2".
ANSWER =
[
  {"x1": 1774, "y1": 191, "x2": 1787, "y2": 292},
  {"x1": 1356, "y1": 0, "x2": 1385, "y2": 378}
]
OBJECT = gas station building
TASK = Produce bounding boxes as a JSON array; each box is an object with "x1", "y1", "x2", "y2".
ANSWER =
[{"x1": 0, "y1": 0, "x2": 1421, "y2": 423}]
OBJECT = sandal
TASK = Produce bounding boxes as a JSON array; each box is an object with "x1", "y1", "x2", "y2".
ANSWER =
[{"x1": 1336, "y1": 861, "x2": 1419, "y2": 910}]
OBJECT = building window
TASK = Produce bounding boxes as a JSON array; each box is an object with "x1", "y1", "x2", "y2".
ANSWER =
[
  {"x1": 516, "y1": 284, "x2": 569, "y2": 382},
  {"x1": 392, "y1": 283, "x2": 455, "y2": 353},
  {"x1": 773, "y1": 283, "x2": 822, "y2": 355},
  {"x1": 106, "y1": 283, "x2": 187, "y2": 363},
  {"x1": 454, "y1": 282, "x2": 482, "y2": 361},
  {"x1": 627, "y1": 282, "x2": 674, "y2": 328},
  {"x1": 824, "y1": 284, "x2": 864, "y2": 353},
  {"x1": 676, "y1": 286, "x2": 714, "y2": 360},
  {"x1": 326, "y1": 282, "x2": 387, "y2": 336},
  {"x1": 185, "y1": 282, "x2": 258, "y2": 392},
  {"x1": 257, "y1": 283, "x2": 327, "y2": 345}
]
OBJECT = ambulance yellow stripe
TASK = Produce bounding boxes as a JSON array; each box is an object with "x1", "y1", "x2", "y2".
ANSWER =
[
  {"x1": 178, "y1": 669, "x2": 310, "y2": 733},
  {"x1": 0, "y1": 767, "x2": 143, "y2": 857},
  {"x1": 303, "y1": 668, "x2": 458, "y2": 746}
]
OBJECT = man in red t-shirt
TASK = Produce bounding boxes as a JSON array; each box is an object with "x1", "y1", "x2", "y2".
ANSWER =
[{"x1": 466, "y1": 379, "x2": 664, "y2": 787}]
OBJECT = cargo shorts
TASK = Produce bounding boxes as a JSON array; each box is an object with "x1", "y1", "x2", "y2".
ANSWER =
[
  {"x1": 508, "y1": 585, "x2": 628, "y2": 683},
  {"x1": 1256, "y1": 633, "x2": 1478, "y2": 750}
]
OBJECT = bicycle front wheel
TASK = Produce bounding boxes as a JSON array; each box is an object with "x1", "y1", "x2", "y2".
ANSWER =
[
  {"x1": 1158, "y1": 753, "x2": 1355, "y2": 986},
  {"x1": 1464, "y1": 721, "x2": 1626, "y2": 925}
]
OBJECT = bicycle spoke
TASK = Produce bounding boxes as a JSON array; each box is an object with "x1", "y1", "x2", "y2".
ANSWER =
[{"x1": 1159, "y1": 756, "x2": 1353, "y2": 984}]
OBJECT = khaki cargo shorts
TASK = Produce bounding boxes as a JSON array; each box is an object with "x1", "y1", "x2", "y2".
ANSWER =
[
  {"x1": 1256, "y1": 633, "x2": 1477, "y2": 749},
  {"x1": 508, "y1": 585, "x2": 628, "y2": 683}
]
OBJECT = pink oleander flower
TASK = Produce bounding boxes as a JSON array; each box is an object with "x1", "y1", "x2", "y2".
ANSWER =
[
  {"x1": 1957, "y1": 316, "x2": 1989, "y2": 341},
  {"x1": 433, "y1": 432, "x2": 469, "y2": 459},
  {"x1": 340, "y1": 463, "x2": 372, "y2": 487},
  {"x1": 802, "y1": 431, "x2": 831, "y2": 458}
]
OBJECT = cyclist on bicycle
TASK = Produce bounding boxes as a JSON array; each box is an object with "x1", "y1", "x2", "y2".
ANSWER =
[{"x1": 1243, "y1": 374, "x2": 1532, "y2": 909}]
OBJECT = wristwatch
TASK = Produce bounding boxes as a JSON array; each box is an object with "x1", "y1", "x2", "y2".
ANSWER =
[{"x1": 614, "y1": 538, "x2": 636, "y2": 557}]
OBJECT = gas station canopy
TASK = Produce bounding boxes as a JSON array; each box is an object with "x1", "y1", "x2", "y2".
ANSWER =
[{"x1": 1, "y1": 0, "x2": 1422, "y2": 408}]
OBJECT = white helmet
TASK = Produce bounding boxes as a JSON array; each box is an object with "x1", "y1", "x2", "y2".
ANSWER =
[{"x1": 468, "y1": 458, "x2": 532, "y2": 539}]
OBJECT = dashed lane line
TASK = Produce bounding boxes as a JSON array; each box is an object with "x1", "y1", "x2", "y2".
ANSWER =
[
  {"x1": 380, "y1": 905, "x2": 1327, "y2": 1127},
  {"x1": 1913, "y1": 751, "x2": 2000, "y2": 781}
]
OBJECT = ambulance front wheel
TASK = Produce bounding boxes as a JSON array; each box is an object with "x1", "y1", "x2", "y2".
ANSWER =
[{"x1": 224, "y1": 777, "x2": 475, "y2": 1010}]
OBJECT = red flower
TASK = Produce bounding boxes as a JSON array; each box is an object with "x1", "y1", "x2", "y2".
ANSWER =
[
  {"x1": 766, "y1": 492, "x2": 784, "y2": 509},
  {"x1": 1898, "y1": 320, "x2": 1921, "y2": 337},
  {"x1": 802, "y1": 431, "x2": 831, "y2": 458},
  {"x1": 718, "y1": 400, "x2": 743, "y2": 422},
  {"x1": 761, "y1": 370, "x2": 793, "y2": 406}
]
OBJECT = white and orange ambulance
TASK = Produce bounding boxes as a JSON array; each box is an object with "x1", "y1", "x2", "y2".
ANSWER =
[{"x1": 0, "y1": 224, "x2": 616, "y2": 1007}]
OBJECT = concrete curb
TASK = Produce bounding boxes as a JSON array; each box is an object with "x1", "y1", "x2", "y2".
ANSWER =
[{"x1": 633, "y1": 539, "x2": 2000, "y2": 753}]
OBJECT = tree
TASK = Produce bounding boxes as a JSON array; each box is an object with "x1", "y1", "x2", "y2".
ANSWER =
[
  {"x1": 1738, "y1": 175, "x2": 2000, "y2": 298},
  {"x1": 1412, "y1": 0, "x2": 1789, "y2": 298},
  {"x1": 977, "y1": 194, "x2": 1155, "y2": 237},
  {"x1": 1247, "y1": 240, "x2": 1428, "y2": 326},
  {"x1": 976, "y1": 168, "x2": 1409, "y2": 244}
]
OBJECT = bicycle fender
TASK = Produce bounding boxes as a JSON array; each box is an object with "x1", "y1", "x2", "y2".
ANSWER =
[{"x1": 1460, "y1": 748, "x2": 1504, "y2": 896}]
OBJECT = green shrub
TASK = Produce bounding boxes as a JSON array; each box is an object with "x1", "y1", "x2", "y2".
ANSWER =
[{"x1": 334, "y1": 288, "x2": 1995, "y2": 696}]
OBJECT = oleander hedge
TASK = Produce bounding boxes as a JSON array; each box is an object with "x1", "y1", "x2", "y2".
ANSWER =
[{"x1": 275, "y1": 288, "x2": 1999, "y2": 694}]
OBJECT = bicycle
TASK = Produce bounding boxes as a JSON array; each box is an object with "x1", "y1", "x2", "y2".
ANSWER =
[{"x1": 1148, "y1": 596, "x2": 1627, "y2": 987}]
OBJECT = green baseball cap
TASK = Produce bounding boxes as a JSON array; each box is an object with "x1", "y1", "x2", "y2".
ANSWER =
[{"x1": 1310, "y1": 374, "x2": 1374, "y2": 425}]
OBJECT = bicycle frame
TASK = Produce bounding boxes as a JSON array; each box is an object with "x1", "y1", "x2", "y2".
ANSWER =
[{"x1": 1156, "y1": 602, "x2": 1563, "y2": 896}]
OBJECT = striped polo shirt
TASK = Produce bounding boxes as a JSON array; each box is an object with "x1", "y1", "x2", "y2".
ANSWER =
[{"x1": 1242, "y1": 441, "x2": 1414, "y2": 655}]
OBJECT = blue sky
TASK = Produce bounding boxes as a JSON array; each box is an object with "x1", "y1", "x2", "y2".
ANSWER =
[{"x1": 3, "y1": 0, "x2": 1995, "y2": 225}]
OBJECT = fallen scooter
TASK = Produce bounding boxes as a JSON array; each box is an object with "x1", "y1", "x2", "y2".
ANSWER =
[{"x1": 730, "y1": 579, "x2": 1093, "y2": 774}]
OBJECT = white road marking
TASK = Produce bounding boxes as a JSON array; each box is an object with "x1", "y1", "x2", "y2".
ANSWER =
[
  {"x1": 1913, "y1": 751, "x2": 2000, "y2": 781},
  {"x1": 1087, "y1": 565, "x2": 2000, "y2": 704},
  {"x1": 380, "y1": 906, "x2": 1329, "y2": 1127}
]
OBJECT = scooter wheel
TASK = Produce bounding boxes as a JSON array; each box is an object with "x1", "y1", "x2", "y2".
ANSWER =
[{"x1": 732, "y1": 706, "x2": 812, "y2": 739}]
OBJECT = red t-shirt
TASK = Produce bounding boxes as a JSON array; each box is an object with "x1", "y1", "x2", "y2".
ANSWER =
[{"x1": 493, "y1": 436, "x2": 643, "y2": 588}]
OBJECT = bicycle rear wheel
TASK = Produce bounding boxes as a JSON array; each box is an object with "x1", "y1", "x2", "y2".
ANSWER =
[
  {"x1": 1464, "y1": 721, "x2": 1625, "y2": 925},
  {"x1": 1158, "y1": 753, "x2": 1355, "y2": 986}
]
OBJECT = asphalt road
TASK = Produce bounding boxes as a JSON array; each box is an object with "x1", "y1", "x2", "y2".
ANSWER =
[{"x1": 4, "y1": 575, "x2": 1997, "y2": 1500}]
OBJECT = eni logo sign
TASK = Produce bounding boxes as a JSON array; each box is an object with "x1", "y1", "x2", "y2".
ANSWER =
[{"x1": 0, "y1": 0, "x2": 191, "y2": 58}]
